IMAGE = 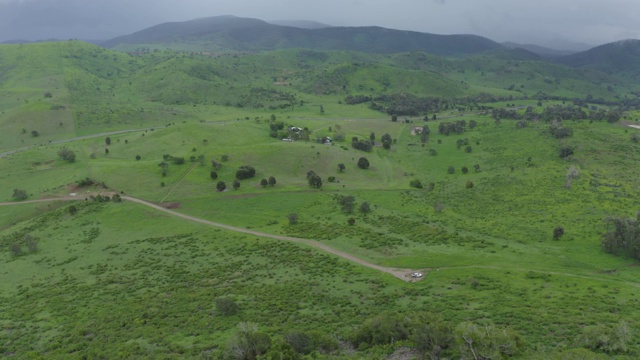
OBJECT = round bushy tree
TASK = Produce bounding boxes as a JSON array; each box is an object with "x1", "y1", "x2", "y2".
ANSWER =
[{"x1": 357, "y1": 157, "x2": 370, "y2": 169}]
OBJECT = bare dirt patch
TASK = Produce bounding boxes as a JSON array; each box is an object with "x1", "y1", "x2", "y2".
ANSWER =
[{"x1": 160, "y1": 202, "x2": 181, "y2": 209}]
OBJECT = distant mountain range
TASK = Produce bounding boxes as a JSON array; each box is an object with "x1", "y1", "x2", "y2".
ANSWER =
[
  {"x1": 96, "y1": 15, "x2": 640, "y2": 78},
  {"x1": 101, "y1": 15, "x2": 503, "y2": 56}
]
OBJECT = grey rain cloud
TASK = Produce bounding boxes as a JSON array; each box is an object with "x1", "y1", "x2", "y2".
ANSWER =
[{"x1": 0, "y1": 0, "x2": 639, "y2": 48}]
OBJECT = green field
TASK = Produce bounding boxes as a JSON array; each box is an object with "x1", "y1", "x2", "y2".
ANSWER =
[{"x1": 1, "y1": 41, "x2": 640, "y2": 359}]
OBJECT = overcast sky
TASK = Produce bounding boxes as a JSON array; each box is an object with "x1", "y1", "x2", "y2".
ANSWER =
[{"x1": 1, "y1": 0, "x2": 639, "y2": 49}]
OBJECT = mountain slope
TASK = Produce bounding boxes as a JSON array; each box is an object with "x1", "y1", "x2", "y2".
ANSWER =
[
  {"x1": 102, "y1": 15, "x2": 504, "y2": 55},
  {"x1": 557, "y1": 39, "x2": 640, "y2": 76}
]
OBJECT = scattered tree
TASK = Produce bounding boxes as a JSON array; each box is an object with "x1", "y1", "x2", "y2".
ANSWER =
[
  {"x1": 466, "y1": 180, "x2": 474, "y2": 189},
  {"x1": 68, "y1": 205, "x2": 78, "y2": 215},
  {"x1": 410, "y1": 179, "x2": 423, "y2": 189},
  {"x1": 447, "y1": 166, "x2": 455, "y2": 174},
  {"x1": 357, "y1": 157, "x2": 370, "y2": 169},
  {"x1": 135, "y1": 155, "x2": 141, "y2": 161},
  {"x1": 338, "y1": 163, "x2": 346, "y2": 172},
  {"x1": 559, "y1": 146, "x2": 574, "y2": 159},
  {"x1": 420, "y1": 125, "x2": 430, "y2": 143},
  {"x1": 553, "y1": 226, "x2": 565, "y2": 240},
  {"x1": 215, "y1": 298, "x2": 239, "y2": 316},
  {"x1": 9, "y1": 242, "x2": 22, "y2": 256},
  {"x1": 57, "y1": 147, "x2": 76, "y2": 162},
  {"x1": 461, "y1": 166, "x2": 469, "y2": 174},
  {"x1": 260, "y1": 178, "x2": 268, "y2": 187},
  {"x1": 381, "y1": 133, "x2": 392, "y2": 149},
  {"x1": 216, "y1": 181, "x2": 226, "y2": 192},
  {"x1": 577, "y1": 321, "x2": 632, "y2": 354},
  {"x1": 233, "y1": 180, "x2": 240, "y2": 190},
  {"x1": 24, "y1": 234, "x2": 38, "y2": 253},
  {"x1": 347, "y1": 217, "x2": 356, "y2": 226},
  {"x1": 210, "y1": 171, "x2": 218, "y2": 180},
  {"x1": 105, "y1": 148, "x2": 109, "y2": 155},
  {"x1": 12, "y1": 189, "x2": 27, "y2": 201},
  {"x1": 287, "y1": 213, "x2": 298, "y2": 225},
  {"x1": 338, "y1": 195, "x2": 355, "y2": 213},
  {"x1": 473, "y1": 164, "x2": 481, "y2": 172},
  {"x1": 268, "y1": 176, "x2": 276, "y2": 187},
  {"x1": 31, "y1": 130, "x2": 39, "y2": 137},
  {"x1": 455, "y1": 322, "x2": 523, "y2": 360},
  {"x1": 308, "y1": 174, "x2": 322, "y2": 188},
  {"x1": 565, "y1": 165, "x2": 580, "y2": 189},
  {"x1": 360, "y1": 202, "x2": 371, "y2": 214},
  {"x1": 631, "y1": 133, "x2": 640, "y2": 143},
  {"x1": 224, "y1": 322, "x2": 272, "y2": 360},
  {"x1": 105, "y1": 137, "x2": 111, "y2": 146}
]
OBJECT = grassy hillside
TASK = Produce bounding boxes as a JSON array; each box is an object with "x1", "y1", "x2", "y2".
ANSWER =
[{"x1": 2, "y1": 41, "x2": 640, "y2": 358}]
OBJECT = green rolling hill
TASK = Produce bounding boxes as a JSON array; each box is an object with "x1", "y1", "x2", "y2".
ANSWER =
[{"x1": 2, "y1": 31, "x2": 640, "y2": 358}]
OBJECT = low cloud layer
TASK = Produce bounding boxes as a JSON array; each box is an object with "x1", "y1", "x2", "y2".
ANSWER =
[{"x1": 0, "y1": 0, "x2": 638, "y2": 48}]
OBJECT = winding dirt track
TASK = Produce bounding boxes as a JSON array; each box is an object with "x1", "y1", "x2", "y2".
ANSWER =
[{"x1": 0, "y1": 195, "x2": 421, "y2": 282}]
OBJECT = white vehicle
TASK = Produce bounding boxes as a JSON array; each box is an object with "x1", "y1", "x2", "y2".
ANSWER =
[{"x1": 411, "y1": 272, "x2": 423, "y2": 278}]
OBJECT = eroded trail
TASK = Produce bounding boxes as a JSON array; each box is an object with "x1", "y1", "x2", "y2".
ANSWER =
[
  {"x1": 0, "y1": 195, "x2": 421, "y2": 282},
  {"x1": 122, "y1": 196, "x2": 419, "y2": 281},
  {"x1": 2, "y1": 196, "x2": 638, "y2": 287}
]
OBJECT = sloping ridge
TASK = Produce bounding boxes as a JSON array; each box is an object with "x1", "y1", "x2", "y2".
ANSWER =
[
  {"x1": 557, "y1": 39, "x2": 640, "y2": 73},
  {"x1": 102, "y1": 15, "x2": 504, "y2": 55}
]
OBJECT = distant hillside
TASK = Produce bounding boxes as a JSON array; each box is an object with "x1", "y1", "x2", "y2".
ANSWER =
[
  {"x1": 102, "y1": 15, "x2": 504, "y2": 55},
  {"x1": 502, "y1": 42, "x2": 576, "y2": 58},
  {"x1": 557, "y1": 39, "x2": 640, "y2": 76}
]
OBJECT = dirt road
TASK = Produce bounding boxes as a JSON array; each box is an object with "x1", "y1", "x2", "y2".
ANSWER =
[{"x1": 0, "y1": 195, "x2": 424, "y2": 282}]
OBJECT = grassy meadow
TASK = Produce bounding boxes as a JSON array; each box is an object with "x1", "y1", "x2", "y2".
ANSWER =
[{"x1": 2, "y1": 41, "x2": 640, "y2": 358}]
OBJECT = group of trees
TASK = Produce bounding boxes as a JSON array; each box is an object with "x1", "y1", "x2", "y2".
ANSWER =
[
  {"x1": 336, "y1": 195, "x2": 370, "y2": 214},
  {"x1": 350, "y1": 313, "x2": 523, "y2": 360},
  {"x1": 601, "y1": 212, "x2": 640, "y2": 260},
  {"x1": 215, "y1": 312, "x2": 525, "y2": 359},
  {"x1": 260, "y1": 177, "x2": 277, "y2": 187},
  {"x1": 235, "y1": 166, "x2": 256, "y2": 180},
  {"x1": 351, "y1": 136, "x2": 373, "y2": 152},
  {"x1": 380, "y1": 133, "x2": 392, "y2": 149},
  {"x1": 269, "y1": 122, "x2": 310, "y2": 140},
  {"x1": 307, "y1": 170, "x2": 323, "y2": 189},
  {"x1": 438, "y1": 120, "x2": 467, "y2": 136},
  {"x1": 9, "y1": 234, "x2": 39, "y2": 257}
]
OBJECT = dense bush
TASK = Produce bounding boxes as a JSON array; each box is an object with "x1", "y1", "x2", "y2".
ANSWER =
[{"x1": 236, "y1": 165, "x2": 256, "y2": 180}]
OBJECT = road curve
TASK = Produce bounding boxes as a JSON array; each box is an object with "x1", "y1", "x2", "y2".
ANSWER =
[
  {"x1": 0, "y1": 127, "x2": 159, "y2": 159},
  {"x1": 0, "y1": 195, "x2": 422, "y2": 282}
]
